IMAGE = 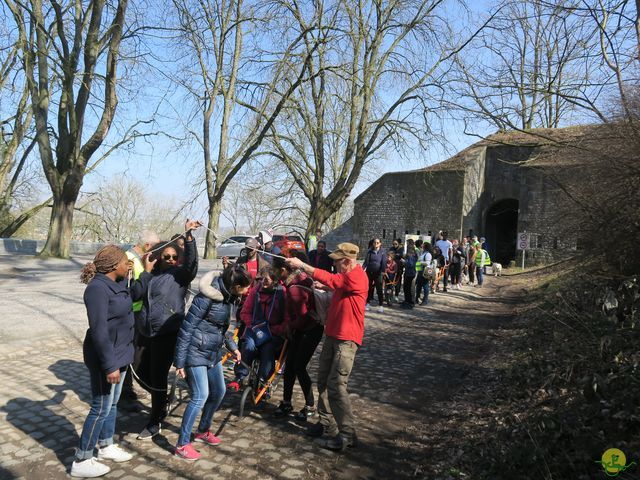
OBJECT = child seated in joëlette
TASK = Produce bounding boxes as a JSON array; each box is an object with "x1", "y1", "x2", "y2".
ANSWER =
[{"x1": 229, "y1": 260, "x2": 289, "y2": 390}]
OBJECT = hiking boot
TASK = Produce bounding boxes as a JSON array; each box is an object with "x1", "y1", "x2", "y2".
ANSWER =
[
  {"x1": 137, "y1": 423, "x2": 161, "y2": 440},
  {"x1": 194, "y1": 430, "x2": 221, "y2": 446},
  {"x1": 314, "y1": 433, "x2": 358, "y2": 452},
  {"x1": 97, "y1": 444, "x2": 133, "y2": 463},
  {"x1": 175, "y1": 443, "x2": 201, "y2": 461},
  {"x1": 70, "y1": 458, "x2": 111, "y2": 478},
  {"x1": 274, "y1": 401, "x2": 293, "y2": 417},
  {"x1": 306, "y1": 422, "x2": 328, "y2": 437},
  {"x1": 295, "y1": 405, "x2": 316, "y2": 422}
]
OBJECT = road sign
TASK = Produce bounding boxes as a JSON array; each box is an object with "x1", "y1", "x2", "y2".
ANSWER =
[{"x1": 517, "y1": 232, "x2": 529, "y2": 250}]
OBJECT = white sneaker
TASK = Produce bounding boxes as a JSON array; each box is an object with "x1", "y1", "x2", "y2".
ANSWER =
[
  {"x1": 377, "y1": 306, "x2": 384, "y2": 313},
  {"x1": 394, "y1": 296, "x2": 399, "y2": 303},
  {"x1": 365, "y1": 304, "x2": 371, "y2": 311},
  {"x1": 98, "y1": 444, "x2": 133, "y2": 463},
  {"x1": 70, "y1": 458, "x2": 111, "y2": 478}
]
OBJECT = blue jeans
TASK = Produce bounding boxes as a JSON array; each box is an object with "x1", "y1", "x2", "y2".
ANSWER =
[
  {"x1": 76, "y1": 368, "x2": 125, "y2": 460},
  {"x1": 235, "y1": 331, "x2": 283, "y2": 382},
  {"x1": 476, "y1": 265, "x2": 484, "y2": 285},
  {"x1": 417, "y1": 275, "x2": 430, "y2": 304},
  {"x1": 177, "y1": 362, "x2": 226, "y2": 446}
]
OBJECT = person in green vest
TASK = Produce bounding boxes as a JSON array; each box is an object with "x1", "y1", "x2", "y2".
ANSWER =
[
  {"x1": 307, "y1": 228, "x2": 322, "y2": 252},
  {"x1": 474, "y1": 244, "x2": 491, "y2": 288},
  {"x1": 119, "y1": 230, "x2": 159, "y2": 411}
]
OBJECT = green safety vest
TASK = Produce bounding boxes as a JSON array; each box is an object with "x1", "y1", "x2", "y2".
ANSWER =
[
  {"x1": 126, "y1": 249, "x2": 144, "y2": 312},
  {"x1": 475, "y1": 249, "x2": 491, "y2": 267},
  {"x1": 308, "y1": 235, "x2": 318, "y2": 251}
]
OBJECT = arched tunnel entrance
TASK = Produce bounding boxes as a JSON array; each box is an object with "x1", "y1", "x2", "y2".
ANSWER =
[{"x1": 485, "y1": 199, "x2": 519, "y2": 266}]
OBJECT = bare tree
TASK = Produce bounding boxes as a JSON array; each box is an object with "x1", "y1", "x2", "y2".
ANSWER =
[
  {"x1": 454, "y1": 0, "x2": 639, "y2": 131},
  {"x1": 74, "y1": 176, "x2": 184, "y2": 242},
  {"x1": 169, "y1": 0, "x2": 318, "y2": 258},
  {"x1": 0, "y1": 9, "x2": 39, "y2": 235},
  {"x1": 263, "y1": 0, "x2": 479, "y2": 240},
  {"x1": 4, "y1": 0, "x2": 130, "y2": 257}
]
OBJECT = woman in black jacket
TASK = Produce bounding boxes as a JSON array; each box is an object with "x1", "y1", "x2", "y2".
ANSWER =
[
  {"x1": 71, "y1": 245, "x2": 154, "y2": 478},
  {"x1": 136, "y1": 219, "x2": 202, "y2": 440},
  {"x1": 172, "y1": 265, "x2": 251, "y2": 460}
]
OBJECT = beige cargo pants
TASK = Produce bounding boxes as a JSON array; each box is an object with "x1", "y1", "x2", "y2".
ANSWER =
[{"x1": 316, "y1": 336, "x2": 359, "y2": 437}]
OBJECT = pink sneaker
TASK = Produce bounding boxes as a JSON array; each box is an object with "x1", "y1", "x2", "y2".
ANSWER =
[
  {"x1": 194, "y1": 430, "x2": 221, "y2": 446},
  {"x1": 175, "y1": 443, "x2": 201, "y2": 461}
]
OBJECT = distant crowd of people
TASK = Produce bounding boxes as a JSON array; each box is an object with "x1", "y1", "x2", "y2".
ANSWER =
[
  {"x1": 362, "y1": 231, "x2": 492, "y2": 311},
  {"x1": 71, "y1": 223, "x2": 365, "y2": 477}
]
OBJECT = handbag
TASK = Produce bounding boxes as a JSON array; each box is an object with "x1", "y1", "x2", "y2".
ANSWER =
[
  {"x1": 250, "y1": 284, "x2": 278, "y2": 347},
  {"x1": 251, "y1": 321, "x2": 272, "y2": 347}
]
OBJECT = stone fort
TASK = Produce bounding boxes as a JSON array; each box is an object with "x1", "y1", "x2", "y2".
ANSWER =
[{"x1": 324, "y1": 125, "x2": 605, "y2": 266}]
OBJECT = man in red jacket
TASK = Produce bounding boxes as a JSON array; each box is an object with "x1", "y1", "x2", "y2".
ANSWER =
[{"x1": 286, "y1": 242, "x2": 367, "y2": 451}]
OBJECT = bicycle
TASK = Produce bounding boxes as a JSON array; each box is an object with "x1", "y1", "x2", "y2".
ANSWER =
[{"x1": 238, "y1": 338, "x2": 288, "y2": 418}]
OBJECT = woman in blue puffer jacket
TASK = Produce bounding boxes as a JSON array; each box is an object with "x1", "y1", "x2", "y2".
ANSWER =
[{"x1": 172, "y1": 265, "x2": 252, "y2": 461}]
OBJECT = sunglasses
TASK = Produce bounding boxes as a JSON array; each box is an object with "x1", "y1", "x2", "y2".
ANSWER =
[{"x1": 162, "y1": 254, "x2": 179, "y2": 260}]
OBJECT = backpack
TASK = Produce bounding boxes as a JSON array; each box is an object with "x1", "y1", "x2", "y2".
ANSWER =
[{"x1": 289, "y1": 283, "x2": 333, "y2": 326}]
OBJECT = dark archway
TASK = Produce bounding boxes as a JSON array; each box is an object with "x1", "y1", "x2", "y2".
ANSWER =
[{"x1": 485, "y1": 199, "x2": 519, "y2": 265}]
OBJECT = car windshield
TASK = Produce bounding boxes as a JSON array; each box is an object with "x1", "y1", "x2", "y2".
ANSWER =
[{"x1": 288, "y1": 236, "x2": 303, "y2": 242}]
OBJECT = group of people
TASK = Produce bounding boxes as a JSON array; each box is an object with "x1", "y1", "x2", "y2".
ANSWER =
[
  {"x1": 71, "y1": 222, "x2": 367, "y2": 477},
  {"x1": 363, "y1": 231, "x2": 492, "y2": 310}
]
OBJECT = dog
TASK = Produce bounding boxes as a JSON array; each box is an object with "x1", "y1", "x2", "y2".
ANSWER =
[{"x1": 492, "y1": 263, "x2": 503, "y2": 276}]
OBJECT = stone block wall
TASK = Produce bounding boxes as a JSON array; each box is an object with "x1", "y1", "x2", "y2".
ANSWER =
[{"x1": 353, "y1": 169, "x2": 465, "y2": 251}]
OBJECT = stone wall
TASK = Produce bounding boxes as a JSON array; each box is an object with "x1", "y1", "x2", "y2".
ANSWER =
[
  {"x1": 321, "y1": 217, "x2": 355, "y2": 250},
  {"x1": 353, "y1": 169, "x2": 465, "y2": 250},
  {"x1": 0, "y1": 238, "x2": 133, "y2": 256}
]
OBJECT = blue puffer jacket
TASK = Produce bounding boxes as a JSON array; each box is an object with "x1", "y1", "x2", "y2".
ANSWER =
[{"x1": 174, "y1": 272, "x2": 239, "y2": 369}]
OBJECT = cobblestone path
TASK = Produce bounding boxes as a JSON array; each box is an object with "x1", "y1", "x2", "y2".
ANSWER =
[{"x1": 0, "y1": 256, "x2": 515, "y2": 479}]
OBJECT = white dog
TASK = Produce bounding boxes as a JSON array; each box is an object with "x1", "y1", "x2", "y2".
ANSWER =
[{"x1": 492, "y1": 263, "x2": 503, "y2": 276}]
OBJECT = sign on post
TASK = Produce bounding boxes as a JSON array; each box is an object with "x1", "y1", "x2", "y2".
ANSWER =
[
  {"x1": 517, "y1": 232, "x2": 529, "y2": 270},
  {"x1": 517, "y1": 232, "x2": 530, "y2": 250}
]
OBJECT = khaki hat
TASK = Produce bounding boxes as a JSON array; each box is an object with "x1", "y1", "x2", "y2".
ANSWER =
[
  {"x1": 245, "y1": 237, "x2": 260, "y2": 249},
  {"x1": 329, "y1": 242, "x2": 359, "y2": 260}
]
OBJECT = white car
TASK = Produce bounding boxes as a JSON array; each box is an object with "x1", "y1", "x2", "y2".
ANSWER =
[{"x1": 216, "y1": 235, "x2": 255, "y2": 258}]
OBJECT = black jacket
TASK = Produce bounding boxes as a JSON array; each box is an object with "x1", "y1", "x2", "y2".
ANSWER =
[
  {"x1": 308, "y1": 249, "x2": 334, "y2": 272},
  {"x1": 174, "y1": 272, "x2": 239, "y2": 368},
  {"x1": 137, "y1": 238, "x2": 198, "y2": 337},
  {"x1": 83, "y1": 272, "x2": 151, "y2": 375},
  {"x1": 363, "y1": 248, "x2": 386, "y2": 274}
]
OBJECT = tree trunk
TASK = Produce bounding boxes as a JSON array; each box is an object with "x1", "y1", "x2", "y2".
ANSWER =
[
  {"x1": 204, "y1": 199, "x2": 222, "y2": 259},
  {"x1": 39, "y1": 194, "x2": 77, "y2": 258},
  {"x1": 306, "y1": 202, "x2": 331, "y2": 242}
]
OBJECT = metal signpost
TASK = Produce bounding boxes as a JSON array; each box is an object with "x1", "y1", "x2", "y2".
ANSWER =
[{"x1": 517, "y1": 231, "x2": 530, "y2": 270}]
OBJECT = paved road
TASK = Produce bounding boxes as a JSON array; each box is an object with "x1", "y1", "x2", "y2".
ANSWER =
[{"x1": 0, "y1": 254, "x2": 513, "y2": 479}]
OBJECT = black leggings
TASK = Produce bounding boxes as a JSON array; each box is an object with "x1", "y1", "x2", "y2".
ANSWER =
[
  {"x1": 403, "y1": 275, "x2": 415, "y2": 304},
  {"x1": 283, "y1": 325, "x2": 324, "y2": 405},
  {"x1": 367, "y1": 271, "x2": 384, "y2": 306},
  {"x1": 138, "y1": 332, "x2": 177, "y2": 425},
  {"x1": 450, "y1": 263, "x2": 461, "y2": 285}
]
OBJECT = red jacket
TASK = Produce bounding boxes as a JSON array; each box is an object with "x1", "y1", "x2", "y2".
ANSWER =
[
  {"x1": 312, "y1": 265, "x2": 367, "y2": 345},
  {"x1": 286, "y1": 273, "x2": 318, "y2": 332},
  {"x1": 240, "y1": 280, "x2": 289, "y2": 337}
]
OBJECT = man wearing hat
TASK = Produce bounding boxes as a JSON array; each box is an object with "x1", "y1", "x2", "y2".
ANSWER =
[
  {"x1": 286, "y1": 242, "x2": 368, "y2": 452},
  {"x1": 234, "y1": 237, "x2": 269, "y2": 280}
]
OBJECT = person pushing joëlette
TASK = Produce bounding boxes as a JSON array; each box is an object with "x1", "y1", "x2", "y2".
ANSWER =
[{"x1": 285, "y1": 242, "x2": 367, "y2": 452}]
